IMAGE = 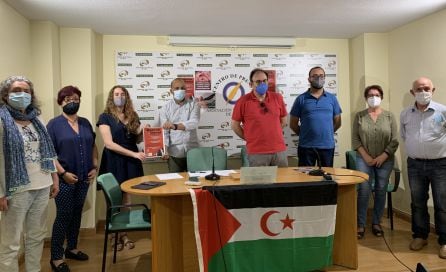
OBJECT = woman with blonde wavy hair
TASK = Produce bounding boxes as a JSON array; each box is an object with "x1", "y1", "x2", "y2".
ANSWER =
[{"x1": 97, "y1": 85, "x2": 145, "y2": 250}]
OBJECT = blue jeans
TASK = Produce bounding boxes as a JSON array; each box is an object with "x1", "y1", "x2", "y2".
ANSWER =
[
  {"x1": 407, "y1": 157, "x2": 446, "y2": 245},
  {"x1": 297, "y1": 147, "x2": 334, "y2": 167},
  {"x1": 356, "y1": 155, "x2": 394, "y2": 227}
]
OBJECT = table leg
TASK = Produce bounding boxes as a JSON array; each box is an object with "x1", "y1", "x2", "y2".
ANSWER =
[
  {"x1": 332, "y1": 184, "x2": 358, "y2": 269},
  {"x1": 151, "y1": 195, "x2": 198, "y2": 272}
]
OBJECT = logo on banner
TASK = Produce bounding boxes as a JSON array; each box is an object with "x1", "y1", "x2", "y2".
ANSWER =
[
  {"x1": 138, "y1": 102, "x2": 152, "y2": 112},
  {"x1": 136, "y1": 81, "x2": 155, "y2": 92},
  {"x1": 197, "y1": 53, "x2": 212, "y2": 60},
  {"x1": 256, "y1": 60, "x2": 266, "y2": 67},
  {"x1": 272, "y1": 53, "x2": 287, "y2": 60},
  {"x1": 200, "y1": 132, "x2": 216, "y2": 144},
  {"x1": 223, "y1": 82, "x2": 246, "y2": 105},
  {"x1": 276, "y1": 70, "x2": 285, "y2": 80},
  {"x1": 201, "y1": 133, "x2": 211, "y2": 140},
  {"x1": 160, "y1": 70, "x2": 171, "y2": 79},
  {"x1": 157, "y1": 53, "x2": 173, "y2": 59},
  {"x1": 218, "y1": 121, "x2": 231, "y2": 132},
  {"x1": 139, "y1": 59, "x2": 150, "y2": 67},
  {"x1": 235, "y1": 54, "x2": 250, "y2": 60},
  {"x1": 214, "y1": 74, "x2": 249, "y2": 105},
  {"x1": 139, "y1": 81, "x2": 151, "y2": 89},
  {"x1": 160, "y1": 91, "x2": 171, "y2": 99},
  {"x1": 181, "y1": 60, "x2": 189, "y2": 67},
  {"x1": 117, "y1": 52, "x2": 131, "y2": 59},
  {"x1": 118, "y1": 70, "x2": 130, "y2": 79},
  {"x1": 218, "y1": 142, "x2": 230, "y2": 148},
  {"x1": 220, "y1": 121, "x2": 230, "y2": 129},
  {"x1": 218, "y1": 60, "x2": 230, "y2": 70},
  {"x1": 327, "y1": 60, "x2": 337, "y2": 69}
]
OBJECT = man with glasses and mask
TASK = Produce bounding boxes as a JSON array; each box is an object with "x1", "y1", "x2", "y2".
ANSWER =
[
  {"x1": 231, "y1": 68, "x2": 288, "y2": 167},
  {"x1": 159, "y1": 78, "x2": 200, "y2": 172},
  {"x1": 400, "y1": 77, "x2": 446, "y2": 259},
  {"x1": 290, "y1": 66, "x2": 342, "y2": 167}
]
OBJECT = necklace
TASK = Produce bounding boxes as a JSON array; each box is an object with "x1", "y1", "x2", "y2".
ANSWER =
[{"x1": 65, "y1": 116, "x2": 78, "y2": 125}]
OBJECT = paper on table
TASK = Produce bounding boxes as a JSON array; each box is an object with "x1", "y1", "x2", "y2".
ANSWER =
[
  {"x1": 216, "y1": 170, "x2": 237, "y2": 176},
  {"x1": 188, "y1": 170, "x2": 236, "y2": 178},
  {"x1": 155, "y1": 173, "x2": 184, "y2": 180}
]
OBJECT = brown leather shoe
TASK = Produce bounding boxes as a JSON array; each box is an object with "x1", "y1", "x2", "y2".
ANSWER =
[
  {"x1": 439, "y1": 245, "x2": 446, "y2": 259},
  {"x1": 409, "y1": 238, "x2": 428, "y2": 251}
]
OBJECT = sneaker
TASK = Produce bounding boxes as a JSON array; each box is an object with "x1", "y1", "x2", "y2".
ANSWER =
[
  {"x1": 439, "y1": 245, "x2": 446, "y2": 259},
  {"x1": 409, "y1": 238, "x2": 428, "y2": 251}
]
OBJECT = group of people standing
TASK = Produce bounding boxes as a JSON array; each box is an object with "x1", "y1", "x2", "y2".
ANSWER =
[
  {"x1": 232, "y1": 66, "x2": 341, "y2": 168},
  {"x1": 0, "y1": 67, "x2": 445, "y2": 272},
  {"x1": 351, "y1": 77, "x2": 446, "y2": 260},
  {"x1": 231, "y1": 68, "x2": 446, "y2": 260},
  {"x1": 0, "y1": 78, "x2": 147, "y2": 272}
]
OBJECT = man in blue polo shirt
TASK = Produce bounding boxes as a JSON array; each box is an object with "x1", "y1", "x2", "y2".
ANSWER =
[{"x1": 289, "y1": 66, "x2": 342, "y2": 167}]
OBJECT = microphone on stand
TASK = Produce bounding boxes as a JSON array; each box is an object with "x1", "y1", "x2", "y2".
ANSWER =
[
  {"x1": 205, "y1": 146, "x2": 220, "y2": 181},
  {"x1": 308, "y1": 148, "x2": 333, "y2": 181},
  {"x1": 309, "y1": 148, "x2": 325, "y2": 176}
]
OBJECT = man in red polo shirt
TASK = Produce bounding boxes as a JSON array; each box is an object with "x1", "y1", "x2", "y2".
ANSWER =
[{"x1": 231, "y1": 68, "x2": 288, "y2": 167}]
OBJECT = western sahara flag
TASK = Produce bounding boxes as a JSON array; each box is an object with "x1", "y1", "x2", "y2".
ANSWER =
[{"x1": 190, "y1": 181, "x2": 338, "y2": 272}]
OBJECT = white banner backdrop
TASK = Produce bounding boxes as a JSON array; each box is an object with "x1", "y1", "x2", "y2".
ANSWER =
[{"x1": 116, "y1": 52, "x2": 338, "y2": 156}]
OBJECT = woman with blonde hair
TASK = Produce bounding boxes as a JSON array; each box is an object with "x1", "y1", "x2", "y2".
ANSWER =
[{"x1": 97, "y1": 85, "x2": 145, "y2": 250}]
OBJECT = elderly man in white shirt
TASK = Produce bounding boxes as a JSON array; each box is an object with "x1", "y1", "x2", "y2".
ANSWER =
[
  {"x1": 400, "y1": 76, "x2": 446, "y2": 259},
  {"x1": 159, "y1": 78, "x2": 200, "y2": 172}
]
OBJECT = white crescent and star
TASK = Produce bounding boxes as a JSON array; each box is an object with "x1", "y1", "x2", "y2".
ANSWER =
[{"x1": 260, "y1": 210, "x2": 296, "y2": 237}]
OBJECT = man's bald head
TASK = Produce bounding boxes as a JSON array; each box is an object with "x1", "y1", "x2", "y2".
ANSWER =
[{"x1": 412, "y1": 77, "x2": 434, "y2": 92}]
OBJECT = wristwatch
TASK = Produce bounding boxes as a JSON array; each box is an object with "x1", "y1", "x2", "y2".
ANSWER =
[{"x1": 173, "y1": 124, "x2": 178, "y2": 130}]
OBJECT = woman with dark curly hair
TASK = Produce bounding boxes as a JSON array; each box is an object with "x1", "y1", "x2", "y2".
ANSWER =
[{"x1": 97, "y1": 85, "x2": 145, "y2": 250}]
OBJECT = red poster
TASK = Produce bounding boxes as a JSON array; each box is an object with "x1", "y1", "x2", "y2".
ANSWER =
[
  {"x1": 264, "y1": 70, "x2": 276, "y2": 92},
  {"x1": 143, "y1": 127, "x2": 166, "y2": 158},
  {"x1": 195, "y1": 71, "x2": 212, "y2": 91}
]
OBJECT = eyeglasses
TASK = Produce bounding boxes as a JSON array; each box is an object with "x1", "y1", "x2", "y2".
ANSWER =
[
  {"x1": 63, "y1": 97, "x2": 80, "y2": 103},
  {"x1": 260, "y1": 102, "x2": 268, "y2": 113},
  {"x1": 253, "y1": 79, "x2": 268, "y2": 85}
]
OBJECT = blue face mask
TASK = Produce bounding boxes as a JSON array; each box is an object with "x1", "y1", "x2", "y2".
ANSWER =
[
  {"x1": 173, "y1": 89, "x2": 186, "y2": 101},
  {"x1": 8, "y1": 92, "x2": 32, "y2": 110},
  {"x1": 255, "y1": 82, "x2": 268, "y2": 95}
]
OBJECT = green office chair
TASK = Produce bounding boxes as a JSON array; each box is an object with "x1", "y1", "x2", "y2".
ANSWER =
[
  {"x1": 240, "y1": 145, "x2": 249, "y2": 167},
  {"x1": 97, "y1": 173, "x2": 151, "y2": 272},
  {"x1": 186, "y1": 147, "x2": 227, "y2": 172},
  {"x1": 345, "y1": 150, "x2": 401, "y2": 230}
]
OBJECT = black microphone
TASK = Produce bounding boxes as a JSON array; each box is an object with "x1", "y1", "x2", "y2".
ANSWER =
[
  {"x1": 309, "y1": 148, "x2": 325, "y2": 176},
  {"x1": 308, "y1": 148, "x2": 333, "y2": 180},
  {"x1": 205, "y1": 146, "x2": 220, "y2": 181}
]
